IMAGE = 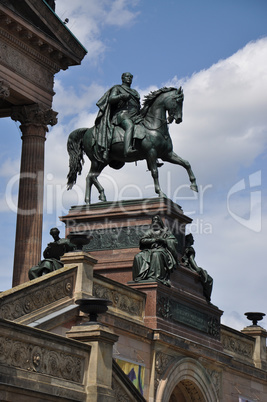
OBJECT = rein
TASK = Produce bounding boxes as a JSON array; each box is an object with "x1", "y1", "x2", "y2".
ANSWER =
[{"x1": 143, "y1": 113, "x2": 169, "y2": 131}]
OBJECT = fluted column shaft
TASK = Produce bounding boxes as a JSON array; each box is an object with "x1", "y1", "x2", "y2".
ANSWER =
[{"x1": 11, "y1": 104, "x2": 57, "y2": 286}]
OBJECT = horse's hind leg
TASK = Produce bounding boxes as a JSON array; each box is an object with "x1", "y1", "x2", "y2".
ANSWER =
[
  {"x1": 85, "y1": 160, "x2": 107, "y2": 204},
  {"x1": 162, "y1": 151, "x2": 198, "y2": 192}
]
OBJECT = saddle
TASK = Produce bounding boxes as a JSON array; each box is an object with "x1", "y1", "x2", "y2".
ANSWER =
[{"x1": 111, "y1": 122, "x2": 145, "y2": 145}]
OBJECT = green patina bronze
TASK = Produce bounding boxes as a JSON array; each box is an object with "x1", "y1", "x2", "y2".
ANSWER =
[
  {"x1": 28, "y1": 228, "x2": 76, "y2": 279},
  {"x1": 181, "y1": 233, "x2": 213, "y2": 302},
  {"x1": 81, "y1": 225, "x2": 184, "y2": 253},
  {"x1": 67, "y1": 73, "x2": 198, "y2": 204},
  {"x1": 132, "y1": 215, "x2": 178, "y2": 287},
  {"x1": 157, "y1": 296, "x2": 220, "y2": 338}
]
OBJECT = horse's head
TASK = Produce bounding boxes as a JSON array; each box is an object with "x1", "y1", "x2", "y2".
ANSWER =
[
  {"x1": 165, "y1": 87, "x2": 184, "y2": 124},
  {"x1": 141, "y1": 86, "x2": 184, "y2": 126}
]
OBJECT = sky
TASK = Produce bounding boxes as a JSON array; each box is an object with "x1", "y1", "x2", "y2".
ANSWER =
[{"x1": 0, "y1": 0, "x2": 267, "y2": 331}]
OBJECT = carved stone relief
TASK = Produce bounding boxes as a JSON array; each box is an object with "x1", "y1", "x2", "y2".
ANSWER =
[
  {"x1": 0, "y1": 37, "x2": 54, "y2": 89},
  {"x1": 155, "y1": 355, "x2": 219, "y2": 402},
  {"x1": 221, "y1": 333, "x2": 253, "y2": 359},
  {"x1": 0, "y1": 335, "x2": 84, "y2": 383},
  {"x1": 0, "y1": 79, "x2": 10, "y2": 98},
  {"x1": 155, "y1": 351, "x2": 174, "y2": 376},
  {"x1": 11, "y1": 103, "x2": 58, "y2": 127},
  {"x1": 83, "y1": 226, "x2": 149, "y2": 252},
  {"x1": 180, "y1": 380, "x2": 203, "y2": 401},
  {"x1": 0, "y1": 276, "x2": 73, "y2": 321},
  {"x1": 207, "y1": 369, "x2": 221, "y2": 399},
  {"x1": 93, "y1": 282, "x2": 142, "y2": 317},
  {"x1": 83, "y1": 224, "x2": 184, "y2": 253},
  {"x1": 112, "y1": 376, "x2": 130, "y2": 402},
  {"x1": 155, "y1": 351, "x2": 175, "y2": 390}
]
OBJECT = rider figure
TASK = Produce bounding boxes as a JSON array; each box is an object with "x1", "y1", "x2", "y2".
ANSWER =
[
  {"x1": 93, "y1": 72, "x2": 141, "y2": 162},
  {"x1": 109, "y1": 72, "x2": 141, "y2": 157}
]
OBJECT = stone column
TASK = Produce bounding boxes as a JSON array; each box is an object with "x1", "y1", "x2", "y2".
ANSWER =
[{"x1": 11, "y1": 104, "x2": 57, "y2": 287}]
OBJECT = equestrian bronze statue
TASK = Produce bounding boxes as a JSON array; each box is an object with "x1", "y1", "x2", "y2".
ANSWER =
[{"x1": 67, "y1": 78, "x2": 198, "y2": 204}]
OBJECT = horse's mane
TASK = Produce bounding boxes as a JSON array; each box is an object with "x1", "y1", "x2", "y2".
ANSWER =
[{"x1": 140, "y1": 87, "x2": 177, "y2": 117}]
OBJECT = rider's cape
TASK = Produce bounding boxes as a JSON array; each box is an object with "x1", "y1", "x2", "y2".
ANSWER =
[
  {"x1": 93, "y1": 88, "x2": 114, "y2": 163},
  {"x1": 93, "y1": 85, "x2": 142, "y2": 163}
]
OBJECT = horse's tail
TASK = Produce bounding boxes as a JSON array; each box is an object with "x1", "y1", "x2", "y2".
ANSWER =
[{"x1": 67, "y1": 128, "x2": 87, "y2": 189}]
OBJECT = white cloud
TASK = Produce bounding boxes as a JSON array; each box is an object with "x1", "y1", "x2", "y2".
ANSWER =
[
  {"x1": 55, "y1": 0, "x2": 140, "y2": 62},
  {"x1": 166, "y1": 38, "x2": 267, "y2": 189},
  {"x1": 53, "y1": 80, "x2": 105, "y2": 118},
  {"x1": 0, "y1": 157, "x2": 20, "y2": 178}
]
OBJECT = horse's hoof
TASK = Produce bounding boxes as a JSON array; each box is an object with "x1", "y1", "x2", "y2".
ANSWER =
[
  {"x1": 190, "y1": 184, "x2": 198, "y2": 192},
  {"x1": 99, "y1": 193, "x2": 107, "y2": 202},
  {"x1": 158, "y1": 192, "x2": 167, "y2": 198}
]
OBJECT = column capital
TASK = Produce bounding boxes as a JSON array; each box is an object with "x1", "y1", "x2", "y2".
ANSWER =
[{"x1": 11, "y1": 104, "x2": 58, "y2": 129}]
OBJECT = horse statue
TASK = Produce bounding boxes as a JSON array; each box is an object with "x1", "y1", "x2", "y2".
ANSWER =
[{"x1": 67, "y1": 86, "x2": 198, "y2": 204}]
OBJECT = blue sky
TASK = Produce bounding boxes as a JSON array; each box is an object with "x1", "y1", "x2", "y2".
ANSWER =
[{"x1": 1, "y1": 0, "x2": 267, "y2": 331}]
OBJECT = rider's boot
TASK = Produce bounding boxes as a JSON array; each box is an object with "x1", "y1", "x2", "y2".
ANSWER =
[{"x1": 124, "y1": 125, "x2": 136, "y2": 157}]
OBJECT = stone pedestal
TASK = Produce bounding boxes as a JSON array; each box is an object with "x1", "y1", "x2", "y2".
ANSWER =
[
  {"x1": 60, "y1": 197, "x2": 192, "y2": 285},
  {"x1": 67, "y1": 324, "x2": 119, "y2": 402},
  {"x1": 61, "y1": 250, "x2": 97, "y2": 300},
  {"x1": 61, "y1": 198, "x2": 222, "y2": 348},
  {"x1": 241, "y1": 325, "x2": 267, "y2": 369},
  {"x1": 129, "y1": 277, "x2": 223, "y2": 350}
]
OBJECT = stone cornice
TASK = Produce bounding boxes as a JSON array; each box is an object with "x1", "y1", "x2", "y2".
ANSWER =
[
  {"x1": 0, "y1": 78, "x2": 10, "y2": 98},
  {"x1": 29, "y1": 0, "x2": 87, "y2": 57},
  {"x1": 0, "y1": 4, "x2": 86, "y2": 71},
  {"x1": 0, "y1": 24, "x2": 61, "y2": 73}
]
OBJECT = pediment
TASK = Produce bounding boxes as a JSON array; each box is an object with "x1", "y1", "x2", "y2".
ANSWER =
[{"x1": 0, "y1": 0, "x2": 87, "y2": 69}]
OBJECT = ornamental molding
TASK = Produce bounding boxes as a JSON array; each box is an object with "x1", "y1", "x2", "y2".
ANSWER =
[
  {"x1": 0, "y1": 6, "x2": 74, "y2": 71},
  {"x1": 154, "y1": 351, "x2": 176, "y2": 393},
  {"x1": 221, "y1": 332, "x2": 254, "y2": 359},
  {"x1": 207, "y1": 368, "x2": 221, "y2": 399},
  {"x1": 179, "y1": 380, "x2": 203, "y2": 401},
  {"x1": 155, "y1": 354, "x2": 221, "y2": 401},
  {"x1": 0, "y1": 26, "x2": 62, "y2": 73},
  {"x1": 155, "y1": 351, "x2": 175, "y2": 377},
  {"x1": 112, "y1": 376, "x2": 130, "y2": 402},
  {"x1": 0, "y1": 334, "x2": 84, "y2": 383},
  {"x1": 0, "y1": 78, "x2": 10, "y2": 98},
  {"x1": 84, "y1": 225, "x2": 148, "y2": 252},
  {"x1": 93, "y1": 282, "x2": 143, "y2": 318},
  {"x1": 0, "y1": 275, "x2": 73, "y2": 321},
  {"x1": 11, "y1": 104, "x2": 58, "y2": 127}
]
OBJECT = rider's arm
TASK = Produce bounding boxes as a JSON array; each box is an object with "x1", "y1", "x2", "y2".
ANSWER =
[{"x1": 109, "y1": 86, "x2": 129, "y2": 104}]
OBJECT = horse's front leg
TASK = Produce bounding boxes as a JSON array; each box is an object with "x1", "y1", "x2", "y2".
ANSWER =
[
  {"x1": 162, "y1": 151, "x2": 198, "y2": 192},
  {"x1": 147, "y1": 149, "x2": 167, "y2": 198}
]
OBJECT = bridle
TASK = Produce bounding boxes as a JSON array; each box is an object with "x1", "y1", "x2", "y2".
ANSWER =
[{"x1": 143, "y1": 113, "x2": 169, "y2": 131}]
